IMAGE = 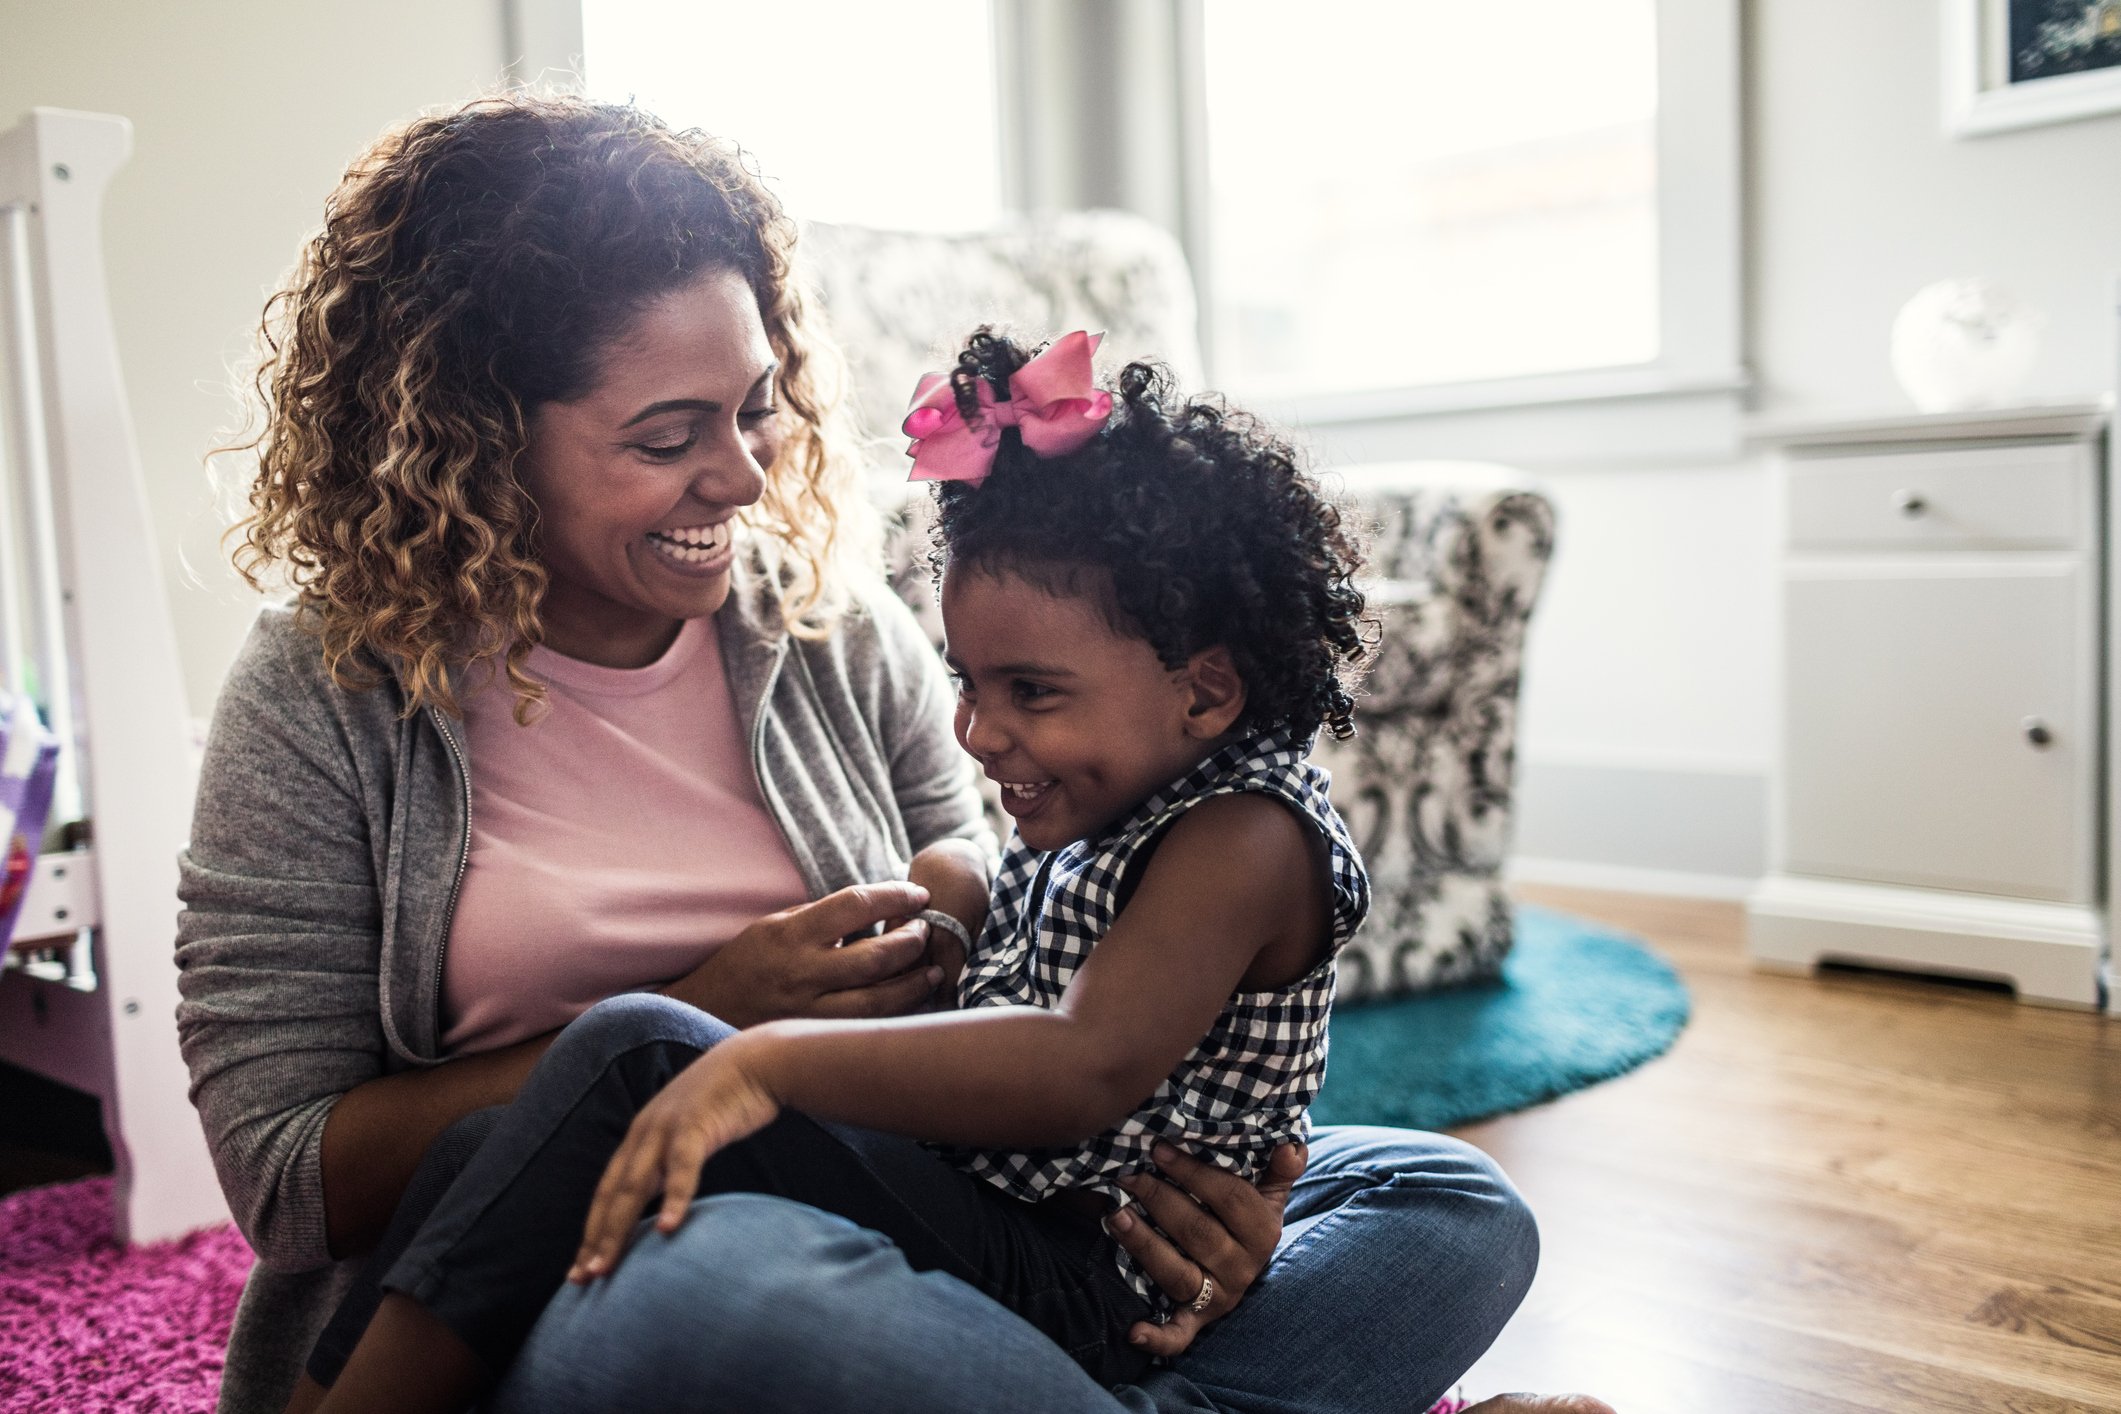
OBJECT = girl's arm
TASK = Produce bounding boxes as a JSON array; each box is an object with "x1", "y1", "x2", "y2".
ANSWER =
[
  {"x1": 575, "y1": 790, "x2": 1328, "y2": 1274},
  {"x1": 904, "y1": 837, "x2": 991, "y2": 993}
]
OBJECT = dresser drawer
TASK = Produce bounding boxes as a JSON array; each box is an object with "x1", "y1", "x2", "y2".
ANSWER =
[{"x1": 1787, "y1": 442, "x2": 2090, "y2": 552}]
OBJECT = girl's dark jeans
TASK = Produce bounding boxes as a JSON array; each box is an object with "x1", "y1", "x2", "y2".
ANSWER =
[{"x1": 307, "y1": 994, "x2": 1155, "y2": 1390}]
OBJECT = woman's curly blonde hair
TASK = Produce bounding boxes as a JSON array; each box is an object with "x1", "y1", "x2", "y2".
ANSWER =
[{"x1": 226, "y1": 93, "x2": 875, "y2": 719}]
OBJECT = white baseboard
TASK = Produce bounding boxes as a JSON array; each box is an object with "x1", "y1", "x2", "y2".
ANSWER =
[
  {"x1": 1506, "y1": 855, "x2": 1757, "y2": 901},
  {"x1": 1747, "y1": 873, "x2": 2103, "y2": 1010}
]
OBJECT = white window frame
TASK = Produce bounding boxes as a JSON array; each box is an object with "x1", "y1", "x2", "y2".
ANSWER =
[{"x1": 1177, "y1": 0, "x2": 1746, "y2": 469}]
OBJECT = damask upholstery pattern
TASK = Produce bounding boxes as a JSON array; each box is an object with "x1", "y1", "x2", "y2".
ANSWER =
[
  {"x1": 804, "y1": 212, "x2": 1554, "y2": 999},
  {"x1": 1318, "y1": 484, "x2": 1555, "y2": 998},
  {"x1": 801, "y1": 213, "x2": 1201, "y2": 452}
]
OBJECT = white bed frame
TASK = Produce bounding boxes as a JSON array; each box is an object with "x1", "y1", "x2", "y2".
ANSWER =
[{"x1": 0, "y1": 108, "x2": 227, "y2": 1242}]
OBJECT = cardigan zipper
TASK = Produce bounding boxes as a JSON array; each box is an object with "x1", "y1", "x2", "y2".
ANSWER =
[
  {"x1": 427, "y1": 705, "x2": 474, "y2": 1048},
  {"x1": 746, "y1": 639, "x2": 819, "y2": 899}
]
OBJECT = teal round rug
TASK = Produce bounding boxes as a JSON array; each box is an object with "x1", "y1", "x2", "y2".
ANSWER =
[{"x1": 1313, "y1": 905, "x2": 1690, "y2": 1131}]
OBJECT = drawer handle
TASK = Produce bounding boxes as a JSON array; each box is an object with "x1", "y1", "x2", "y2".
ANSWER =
[
  {"x1": 1894, "y1": 489, "x2": 1928, "y2": 518},
  {"x1": 2023, "y1": 718, "x2": 2054, "y2": 749}
]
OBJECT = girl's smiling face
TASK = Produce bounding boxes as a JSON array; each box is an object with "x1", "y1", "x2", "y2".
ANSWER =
[
  {"x1": 519, "y1": 267, "x2": 783, "y2": 668},
  {"x1": 941, "y1": 563, "x2": 1246, "y2": 852}
]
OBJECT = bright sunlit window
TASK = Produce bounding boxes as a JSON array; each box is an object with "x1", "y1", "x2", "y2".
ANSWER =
[
  {"x1": 582, "y1": 0, "x2": 1004, "y2": 231},
  {"x1": 1203, "y1": 0, "x2": 1661, "y2": 399}
]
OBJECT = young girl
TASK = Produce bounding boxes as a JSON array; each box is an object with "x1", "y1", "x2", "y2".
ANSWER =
[{"x1": 305, "y1": 328, "x2": 1373, "y2": 1413}]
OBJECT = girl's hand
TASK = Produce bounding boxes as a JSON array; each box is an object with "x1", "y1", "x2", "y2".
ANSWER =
[
  {"x1": 662, "y1": 883, "x2": 943, "y2": 1027},
  {"x1": 1105, "y1": 1139, "x2": 1307, "y2": 1358},
  {"x1": 568, "y1": 1042, "x2": 782, "y2": 1283}
]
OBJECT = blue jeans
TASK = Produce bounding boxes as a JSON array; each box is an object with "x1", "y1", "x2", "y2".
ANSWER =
[
  {"x1": 474, "y1": 997, "x2": 1539, "y2": 1414},
  {"x1": 312, "y1": 995, "x2": 1152, "y2": 1387}
]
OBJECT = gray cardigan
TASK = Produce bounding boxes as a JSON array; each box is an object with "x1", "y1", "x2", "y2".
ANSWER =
[{"x1": 175, "y1": 556, "x2": 985, "y2": 1413}]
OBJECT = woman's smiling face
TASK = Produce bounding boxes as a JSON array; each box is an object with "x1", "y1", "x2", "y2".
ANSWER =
[
  {"x1": 519, "y1": 267, "x2": 782, "y2": 667},
  {"x1": 941, "y1": 563, "x2": 1245, "y2": 852}
]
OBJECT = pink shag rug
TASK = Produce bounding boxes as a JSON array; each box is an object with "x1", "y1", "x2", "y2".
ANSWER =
[{"x1": 0, "y1": 1177, "x2": 253, "y2": 1413}]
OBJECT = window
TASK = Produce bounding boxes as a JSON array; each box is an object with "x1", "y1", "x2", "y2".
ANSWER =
[
  {"x1": 580, "y1": 0, "x2": 1004, "y2": 231},
  {"x1": 1201, "y1": 0, "x2": 1660, "y2": 399},
  {"x1": 1182, "y1": 0, "x2": 1742, "y2": 461},
  {"x1": 547, "y1": 0, "x2": 1743, "y2": 458}
]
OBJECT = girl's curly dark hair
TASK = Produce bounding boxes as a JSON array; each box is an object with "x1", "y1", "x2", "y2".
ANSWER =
[
  {"x1": 929, "y1": 329, "x2": 1372, "y2": 741},
  {"x1": 222, "y1": 93, "x2": 871, "y2": 720}
]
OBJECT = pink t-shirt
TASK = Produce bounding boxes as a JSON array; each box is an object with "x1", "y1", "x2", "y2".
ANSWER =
[{"x1": 441, "y1": 617, "x2": 811, "y2": 1053}]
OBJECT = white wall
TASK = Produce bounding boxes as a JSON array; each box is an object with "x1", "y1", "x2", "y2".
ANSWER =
[
  {"x1": 1751, "y1": 0, "x2": 2121, "y2": 417},
  {"x1": 1501, "y1": 0, "x2": 2121, "y2": 892},
  {"x1": 0, "y1": 0, "x2": 509, "y2": 717}
]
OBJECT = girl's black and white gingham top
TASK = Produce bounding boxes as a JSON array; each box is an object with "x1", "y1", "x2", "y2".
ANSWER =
[{"x1": 941, "y1": 728, "x2": 1369, "y2": 1308}]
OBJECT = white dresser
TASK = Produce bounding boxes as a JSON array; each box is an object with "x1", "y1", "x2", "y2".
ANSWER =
[{"x1": 1747, "y1": 404, "x2": 2109, "y2": 1010}]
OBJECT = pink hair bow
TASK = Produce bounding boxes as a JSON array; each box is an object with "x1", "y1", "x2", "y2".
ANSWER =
[{"x1": 902, "y1": 330, "x2": 1115, "y2": 485}]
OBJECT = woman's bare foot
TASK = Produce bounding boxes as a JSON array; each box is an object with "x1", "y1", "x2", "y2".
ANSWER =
[{"x1": 1462, "y1": 1397, "x2": 1618, "y2": 1414}]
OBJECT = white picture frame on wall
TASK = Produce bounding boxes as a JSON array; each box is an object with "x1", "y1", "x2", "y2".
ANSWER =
[{"x1": 1948, "y1": 0, "x2": 2121, "y2": 135}]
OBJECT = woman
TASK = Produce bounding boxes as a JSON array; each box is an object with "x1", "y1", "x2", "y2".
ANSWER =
[{"x1": 176, "y1": 93, "x2": 1547, "y2": 1414}]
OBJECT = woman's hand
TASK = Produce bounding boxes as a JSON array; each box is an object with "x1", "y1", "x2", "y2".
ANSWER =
[
  {"x1": 1106, "y1": 1139, "x2": 1307, "y2": 1358},
  {"x1": 569, "y1": 1039, "x2": 782, "y2": 1282},
  {"x1": 663, "y1": 882, "x2": 943, "y2": 1027}
]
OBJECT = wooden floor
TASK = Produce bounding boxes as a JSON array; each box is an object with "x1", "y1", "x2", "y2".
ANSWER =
[{"x1": 1456, "y1": 886, "x2": 2121, "y2": 1414}]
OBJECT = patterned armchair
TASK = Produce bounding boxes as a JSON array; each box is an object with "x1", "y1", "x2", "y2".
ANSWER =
[
  {"x1": 802, "y1": 212, "x2": 1555, "y2": 999},
  {"x1": 1314, "y1": 474, "x2": 1555, "y2": 997}
]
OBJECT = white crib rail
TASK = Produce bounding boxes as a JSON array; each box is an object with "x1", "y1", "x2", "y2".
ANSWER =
[{"x1": 0, "y1": 108, "x2": 226, "y2": 1243}]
